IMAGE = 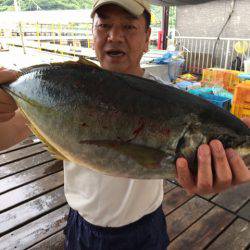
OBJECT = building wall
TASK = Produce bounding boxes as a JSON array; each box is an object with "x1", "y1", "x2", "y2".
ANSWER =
[{"x1": 176, "y1": 0, "x2": 250, "y2": 38}]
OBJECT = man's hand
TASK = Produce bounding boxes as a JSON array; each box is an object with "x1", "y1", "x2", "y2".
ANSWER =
[
  {"x1": 176, "y1": 117, "x2": 250, "y2": 195},
  {"x1": 0, "y1": 67, "x2": 31, "y2": 150},
  {"x1": 0, "y1": 68, "x2": 19, "y2": 122}
]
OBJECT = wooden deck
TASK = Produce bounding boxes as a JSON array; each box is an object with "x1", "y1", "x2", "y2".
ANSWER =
[{"x1": 0, "y1": 137, "x2": 249, "y2": 250}]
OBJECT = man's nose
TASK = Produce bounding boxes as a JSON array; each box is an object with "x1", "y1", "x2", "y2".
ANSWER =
[{"x1": 107, "y1": 26, "x2": 125, "y2": 42}]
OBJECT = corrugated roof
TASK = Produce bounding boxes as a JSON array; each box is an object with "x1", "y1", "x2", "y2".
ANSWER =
[{"x1": 151, "y1": 0, "x2": 216, "y2": 6}]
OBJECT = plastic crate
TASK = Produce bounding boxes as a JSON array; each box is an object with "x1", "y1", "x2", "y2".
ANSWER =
[
  {"x1": 176, "y1": 81, "x2": 201, "y2": 91},
  {"x1": 188, "y1": 87, "x2": 213, "y2": 96},
  {"x1": 231, "y1": 83, "x2": 250, "y2": 118},
  {"x1": 202, "y1": 68, "x2": 242, "y2": 93},
  {"x1": 168, "y1": 59, "x2": 185, "y2": 81},
  {"x1": 199, "y1": 93, "x2": 231, "y2": 111}
]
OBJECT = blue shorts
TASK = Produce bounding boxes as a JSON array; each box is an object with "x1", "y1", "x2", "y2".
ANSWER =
[{"x1": 64, "y1": 206, "x2": 169, "y2": 250}]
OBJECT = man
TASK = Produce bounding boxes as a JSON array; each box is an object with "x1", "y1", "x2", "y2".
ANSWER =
[{"x1": 0, "y1": 1, "x2": 249, "y2": 249}]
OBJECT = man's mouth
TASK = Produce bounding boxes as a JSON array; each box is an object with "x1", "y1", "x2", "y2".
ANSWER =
[{"x1": 106, "y1": 50, "x2": 126, "y2": 57}]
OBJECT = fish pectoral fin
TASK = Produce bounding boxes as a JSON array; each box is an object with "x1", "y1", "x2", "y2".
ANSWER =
[{"x1": 80, "y1": 140, "x2": 167, "y2": 169}]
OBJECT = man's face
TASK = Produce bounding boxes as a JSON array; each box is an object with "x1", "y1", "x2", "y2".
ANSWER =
[{"x1": 92, "y1": 4, "x2": 151, "y2": 76}]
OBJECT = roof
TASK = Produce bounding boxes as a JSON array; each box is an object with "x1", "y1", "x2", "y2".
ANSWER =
[{"x1": 151, "y1": 0, "x2": 216, "y2": 6}]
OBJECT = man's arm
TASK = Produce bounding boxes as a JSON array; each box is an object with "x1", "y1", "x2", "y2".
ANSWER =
[
  {"x1": 0, "y1": 110, "x2": 31, "y2": 150},
  {"x1": 176, "y1": 118, "x2": 250, "y2": 194},
  {"x1": 0, "y1": 68, "x2": 31, "y2": 150}
]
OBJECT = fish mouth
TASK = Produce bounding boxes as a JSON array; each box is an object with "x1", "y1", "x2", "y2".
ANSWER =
[{"x1": 106, "y1": 49, "x2": 126, "y2": 57}]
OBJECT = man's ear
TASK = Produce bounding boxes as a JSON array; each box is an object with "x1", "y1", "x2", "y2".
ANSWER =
[{"x1": 144, "y1": 27, "x2": 151, "y2": 53}]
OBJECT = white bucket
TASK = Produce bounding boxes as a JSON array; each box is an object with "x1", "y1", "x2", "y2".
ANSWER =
[{"x1": 244, "y1": 59, "x2": 250, "y2": 73}]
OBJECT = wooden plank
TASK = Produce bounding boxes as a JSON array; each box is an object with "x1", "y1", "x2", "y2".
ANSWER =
[
  {"x1": 167, "y1": 196, "x2": 214, "y2": 241},
  {"x1": 237, "y1": 201, "x2": 250, "y2": 221},
  {"x1": 0, "y1": 151, "x2": 54, "y2": 179},
  {"x1": 0, "y1": 136, "x2": 39, "y2": 155},
  {"x1": 29, "y1": 230, "x2": 65, "y2": 250},
  {"x1": 199, "y1": 193, "x2": 217, "y2": 200},
  {"x1": 0, "y1": 171, "x2": 64, "y2": 212},
  {"x1": 212, "y1": 182, "x2": 250, "y2": 212},
  {"x1": 0, "y1": 143, "x2": 46, "y2": 166},
  {"x1": 0, "y1": 187, "x2": 66, "y2": 235},
  {"x1": 207, "y1": 219, "x2": 250, "y2": 250},
  {"x1": 168, "y1": 206, "x2": 236, "y2": 250},
  {"x1": 163, "y1": 179, "x2": 176, "y2": 193},
  {"x1": 0, "y1": 160, "x2": 62, "y2": 194},
  {"x1": 162, "y1": 187, "x2": 193, "y2": 215},
  {"x1": 0, "y1": 205, "x2": 69, "y2": 250}
]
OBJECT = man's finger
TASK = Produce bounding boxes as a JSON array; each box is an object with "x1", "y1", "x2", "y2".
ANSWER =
[
  {"x1": 197, "y1": 144, "x2": 213, "y2": 194},
  {"x1": 226, "y1": 148, "x2": 250, "y2": 185},
  {"x1": 0, "y1": 89, "x2": 17, "y2": 106},
  {"x1": 176, "y1": 157, "x2": 195, "y2": 193},
  {"x1": 210, "y1": 140, "x2": 232, "y2": 190},
  {"x1": 241, "y1": 117, "x2": 250, "y2": 128},
  {"x1": 0, "y1": 112, "x2": 15, "y2": 122},
  {"x1": 0, "y1": 69, "x2": 19, "y2": 84},
  {"x1": 0, "y1": 102, "x2": 18, "y2": 113}
]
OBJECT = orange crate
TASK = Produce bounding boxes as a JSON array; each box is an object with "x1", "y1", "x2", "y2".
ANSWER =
[
  {"x1": 202, "y1": 68, "x2": 242, "y2": 93},
  {"x1": 231, "y1": 83, "x2": 250, "y2": 118}
]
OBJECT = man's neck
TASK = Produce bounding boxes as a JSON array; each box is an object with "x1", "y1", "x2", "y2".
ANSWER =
[{"x1": 127, "y1": 67, "x2": 144, "y2": 77}]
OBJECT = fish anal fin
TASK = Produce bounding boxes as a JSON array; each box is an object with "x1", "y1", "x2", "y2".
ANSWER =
[{"x1": 26, "y1": 121, "x2": 67, "y2": 161}]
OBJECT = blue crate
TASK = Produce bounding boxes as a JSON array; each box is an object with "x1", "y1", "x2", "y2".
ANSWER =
[
  {"x1": 199, "y1": 93, "x2": 231, "y2": 111},
  {"x1": 188, "y1": 87, "x2": 213, "y2": 96},
  {"x1": 176, "y1": 81, "x2": 194, "y2": 90}
]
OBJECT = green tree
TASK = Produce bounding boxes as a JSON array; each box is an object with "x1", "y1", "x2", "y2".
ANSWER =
[
  {"x1": 0, "y1": 0, "x2": 15, "y2": 11},
  {"x1": 0, "y1": 0, "x2": 94, "y2": 11}
]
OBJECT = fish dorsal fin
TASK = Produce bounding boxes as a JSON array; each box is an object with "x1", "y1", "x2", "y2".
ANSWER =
[
  {"x1": 77, "y1": 56, "x2": 100, "y2": 68},
  {"x1": 48, "y1": 57, "x2": 99, "y2": 69},
  {"x1": 81, "y1": 140, "x2": 168, "y2": 169},
  {"x1": 20, "y1": 57, "x2": 99, "y2": 74}
]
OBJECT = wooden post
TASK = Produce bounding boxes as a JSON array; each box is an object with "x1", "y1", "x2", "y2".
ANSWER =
[
  {"x1": 14, "y1": 0, "x2": 26, "y2": 54},
  {"x1": 162, "y1": 6, "x2": 169, "y2": 50}
]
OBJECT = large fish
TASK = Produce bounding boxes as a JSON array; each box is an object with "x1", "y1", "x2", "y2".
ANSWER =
[{"x1": 1, "y1": 59, "x2": 249, "y2": 179}]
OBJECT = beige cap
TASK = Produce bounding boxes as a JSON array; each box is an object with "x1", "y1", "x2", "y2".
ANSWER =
[{"x1": 91, "y1": 0, "x2": 151, "y2": 18}]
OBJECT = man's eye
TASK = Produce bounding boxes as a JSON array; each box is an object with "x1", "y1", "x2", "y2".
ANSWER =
[
  {"x1": 124, "y1": 25, "x2": 136, "y2": 30},
  {"x1": 97, "y1": 23, "x2": 110, "y2": 29}
]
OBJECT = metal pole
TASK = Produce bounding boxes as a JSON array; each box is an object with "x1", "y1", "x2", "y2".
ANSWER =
[
  {"x1": 14, "y1": 0, "x2": 26, "y2": 54},
  {"x1": 162, "y1": 6, "x2": 169, "y2": 50}
]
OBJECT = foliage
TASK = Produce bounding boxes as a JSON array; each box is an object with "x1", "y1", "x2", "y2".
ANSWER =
[
  {"x1": 0, "y1": 0, "x2": 176, "y2": 27},
  {"x1": 151, "y1": 5, "x2": 176, "y2": 28},
  {"x1": 169, "y1": 6, "x2": 176, "y2": 28},
  {"x1": 0, "y1": 0, "x2": 15, "y2": 11},
  {"x1": 0, "y1": 0, "x2": 93, "y2": 11}
]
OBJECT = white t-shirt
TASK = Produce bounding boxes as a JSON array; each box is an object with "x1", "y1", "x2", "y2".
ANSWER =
[{"x1": 64, "y1": 69, "x2": 171, "y2": 227}]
